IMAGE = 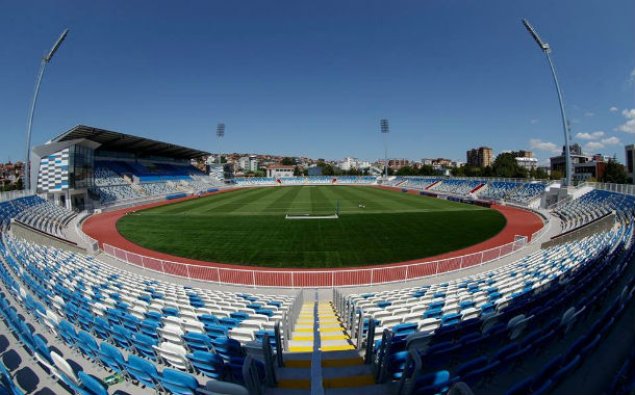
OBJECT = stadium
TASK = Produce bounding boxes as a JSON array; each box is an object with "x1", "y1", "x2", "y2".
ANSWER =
[
  {"x1": 2, "y1": 3, "x2": 635, "y2": 395},
  {"x1": 0, "y1": 122, "x2": 634, "y2": 395}
]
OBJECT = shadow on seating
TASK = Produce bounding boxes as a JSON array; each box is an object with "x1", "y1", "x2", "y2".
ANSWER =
[
  {"x1": 0, "y1": 335, "x2": 9, "y2": 354},
  {"x1": 34, "y1": 387, "x2": 57, "y2": 395},
  {"x1": 15, "y1": 366, "x2": 40, "y2": 393},
  {"x1": 1, "y1": 349, "x2": 22, "y2": 371}
]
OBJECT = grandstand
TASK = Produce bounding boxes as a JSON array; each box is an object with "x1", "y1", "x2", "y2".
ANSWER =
[
  {"x1": 30, "y1": 125, "x2": 222, "y2": 211},
  {"x1": 0, "y1": 124, "x2": 633, "y2": 394}
]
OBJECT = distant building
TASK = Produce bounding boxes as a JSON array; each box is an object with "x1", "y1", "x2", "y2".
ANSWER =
[
  {"x1": 466, "y1": 147, "x2": 493, "y2": 167},
  {"x1": 387, "y1": 158, "x2": 410, "y2": 170},
  {"x1": 248, "y1": 155, "x2": 258, "y2": 172},
  {"x1": 550, "y1": 144, "x2": 589, "y2": 176},
  {"x1": 266, "y1": 164, "x2": 295, "y2": 178},
  {"x1": 515, "y1": 157, "x2": 538, "y2": 171},
  {"x1": 626, "y1": 144, "x2": 634, "y2": 183},
  {"x1": 569, "y1": 144, "x2": 583, "y2": 156},
  {"x1": 517, "y1": 150, "x2": 534, "y2": 158},
  {"x1": 572, "y1": 160, "x2": 607, "y2": 182},
  {"x1": 238, "y1": 156, "x2": 250, "y2": 170},
  {"x1": 338, "y1": 157, "x2": 371, "y2": 171},
  {"x1": 451, "y1": 160, "x2": 464, "y2": 168}
]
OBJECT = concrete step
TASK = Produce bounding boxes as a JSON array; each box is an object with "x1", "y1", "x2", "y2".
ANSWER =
[{"x1": 325, "y1": 382, "x2": 398, "y2": 395}]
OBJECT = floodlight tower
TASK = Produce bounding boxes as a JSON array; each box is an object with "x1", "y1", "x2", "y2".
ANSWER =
[
  {"x1": 522, "y1": 19, "x2": 572, "y2": 187},
  {"x1": 24, "y1": 29, "x2": 70, "y2": 191},
  {"x1": 216, "y1": 123, "x2": 225, "y2": 165},
  {"x1": 380, "y1": 119, "x2": 389, "y2": 180}
]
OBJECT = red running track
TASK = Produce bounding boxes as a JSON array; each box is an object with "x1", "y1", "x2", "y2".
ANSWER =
[{"x1": 83, "y1": 189, "x2": 544, "y2": 287}]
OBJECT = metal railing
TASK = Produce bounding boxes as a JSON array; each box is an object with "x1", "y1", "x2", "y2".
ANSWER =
[
  {"x1": 580, "y1": 182, "x2": 635, "y2": 197},
  {"x1": 0, "y1": 189, "x2": 37, "y2": 203},
  {"x1": 282, "y1": 289, "x2": 304, "y2": 351},
  {"x1": 102, "y1": 236, "x2": 528, "y2": 288}
]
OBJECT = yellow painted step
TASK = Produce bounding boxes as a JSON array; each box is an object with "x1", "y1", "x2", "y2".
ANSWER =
[
  {"x1": 318, "y1": 327, "x2": 345, "y2": 333},
  {"x1": 285, "y1": 359, "x2": 311, "y2": 368},
  {"x1": 289, "y1": 345, "x2": 314, "y2": 352},
  {"x1": 294, "y1": 327, "x2": 315, "y2": 333},
  {"x1": 292, "y1": 335, "x2": 314, "y2": 341},
  {"x1": 318, "y1": 322, "x2": 343, "y2": 327},
  {"x1": 278, "y1": 379, "x2": 311, "y2": 389},
  {"x1": 320, "y1": 344, "x2": 356, "y2": 352},
  {"x1": 323, "y1": 375, "x2": 375, "y2": 388}
]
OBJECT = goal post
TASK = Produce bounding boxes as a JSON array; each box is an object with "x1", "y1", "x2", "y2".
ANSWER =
[{"x1": 285, "y1": 213, "x2": 339, "y2": 220}]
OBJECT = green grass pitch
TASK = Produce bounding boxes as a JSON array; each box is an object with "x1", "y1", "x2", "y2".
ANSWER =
[{"x1": 116, "y1": 186, "x2": 506, "y2": 268}]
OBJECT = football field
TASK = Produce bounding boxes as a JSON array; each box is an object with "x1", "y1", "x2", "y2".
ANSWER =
[{"x1": 116, "y1": 186, "x2": 506, "y2": 268}]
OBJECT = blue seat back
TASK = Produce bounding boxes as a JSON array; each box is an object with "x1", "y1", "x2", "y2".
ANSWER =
[{"x1": 78, "y1": 371, "x2": 107, "y2": 395}]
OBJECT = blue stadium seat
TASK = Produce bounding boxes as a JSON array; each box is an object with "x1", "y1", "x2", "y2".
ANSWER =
[
  {"x1": 77, "y1": 330, "x2": 100, "y2": 361},
  {"x1": 77, "y1": 371, "x2": 108, "y2": 395},
  {"x1": 98, "y1": 342, "x2": 126, "y2": 374},
  {"x1": 188, "y1": 351, "x2": 226, "y2": 379},
  {"x1": 160, "y1": 368, "x2": 199, "y2": 395},
  {"x1": 412, "y1": 370, "x2": 451, "y2": 395},
  {"x1": 125, "y1": 355, "x2": 161, "y2": 390},
  {"x1": 132, "y1": 333, "x2": 158, "y2": 361}
]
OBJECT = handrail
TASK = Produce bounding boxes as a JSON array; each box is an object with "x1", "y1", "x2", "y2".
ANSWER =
[
  {"x1": 580, "y1": 182, "x2": 635, "y2": 197},
  {"x1": 102, "y1": 235, "x2": 529, "y2": 288},
  {"x1": 274, "y1": 321, "x2": 284, "y2": 367},
  {"x1": 0, "y1": 189, "x2": 37, "y2": 203},
  {"x1": 283, "y1": 289, "x2": 303, "y2": 351},
  {"x1": 364, "y1": 317, "x2": 376, "y2": 364}
]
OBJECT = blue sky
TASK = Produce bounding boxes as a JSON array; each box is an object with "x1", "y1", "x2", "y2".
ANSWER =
[{"x1": 1, "y1": 0, "x2": 634, "y2": 165}]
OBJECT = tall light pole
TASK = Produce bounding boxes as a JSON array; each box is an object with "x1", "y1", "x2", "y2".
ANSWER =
[
  {"x1": 216, "y1": 123, "x2": 225, "y2": 165},
  {"x1": 380, "y1": 119, "x2": 389, "y2": 180},
  {"x1": 24, "y1": 28, "x2": 70, "y2": 191},
  {"x1": 522, "y1": 19, "x2": 572, "y2": 187}
]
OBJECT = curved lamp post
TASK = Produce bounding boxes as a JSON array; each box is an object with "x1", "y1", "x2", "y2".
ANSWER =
[{"x1": 24, "y1": 29, "x2": 69, "y2": 190}]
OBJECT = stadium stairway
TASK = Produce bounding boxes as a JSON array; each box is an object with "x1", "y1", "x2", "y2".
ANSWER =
[
  {"x1": 425, "y1": 180, "x2": 441, "y2": 190},
  {"x1": 469, "y1": 183, "x2": 486, "y2": 194},
  {"x1": 270, "y1": 295, "x2": 391, "y2": 394}
]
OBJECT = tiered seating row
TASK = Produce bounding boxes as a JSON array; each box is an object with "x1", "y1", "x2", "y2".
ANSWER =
[
  {"x1": 0, "y1": 234, "x2": 295, "y2": 393},
  {"x1": 92, "y1": 160, "x2": 220, "y2": 205},
  {"x1": 429, "y1": 180, "x2": 483, "y2": 196},
  {"x1": 340, "y1": 229, "x2": 618, "y2": 341},
  {"x1": 0, "y1": 241, "x2": 258, "y2": 394},
  {"x1": 0, "y1": 196, "x2": 45, "y2": 229},
  {"x1": 14, "y1": 200, "x2": 77, "y2": 238},
  {"x1": 553, "y1": 189, "x2": 635, "y2": 231},
  {"x1": 232, "y1": 176, "x2": 376, "y2": 186},
  {"x1": 344, "y1": 221, "x2": 634, "y2": 394}
]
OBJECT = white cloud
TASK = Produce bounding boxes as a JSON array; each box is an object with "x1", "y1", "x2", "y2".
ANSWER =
[
  {"x1": 601, "y1": 136, "x2": 621, "y2": 145},
  {"x1": 576, "y1": 131, "x2": 605, "y2": 140},
  {"x1": 530, "y1": 119, "x2": 539, "y2": 125},
  {"x1": 609, "y1": 106, "x2": 619, "y2": 112},
  {"x1": 584, "y1": 141, "x2": 605, "y2": 151},
  {"x1": 617, "y1": 108, "x2": 635, "y2": 134},
  {"x1": 529, "y1": 138, "x2": 560, "y2": 154},
  {"x1": 584, "y1": 112, "x2": 595, "y2": 117}
]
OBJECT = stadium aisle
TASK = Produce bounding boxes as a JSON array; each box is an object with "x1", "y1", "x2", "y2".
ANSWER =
[
  {"x1": 273, "y1": 298, "x2": 383, "y2": 394},
  {"x1": 288, "y1": 302, "x2": 315, "y2": 353},
  {"x1": 318, "y1": 302, "x2": 355, "y2": 352}
]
